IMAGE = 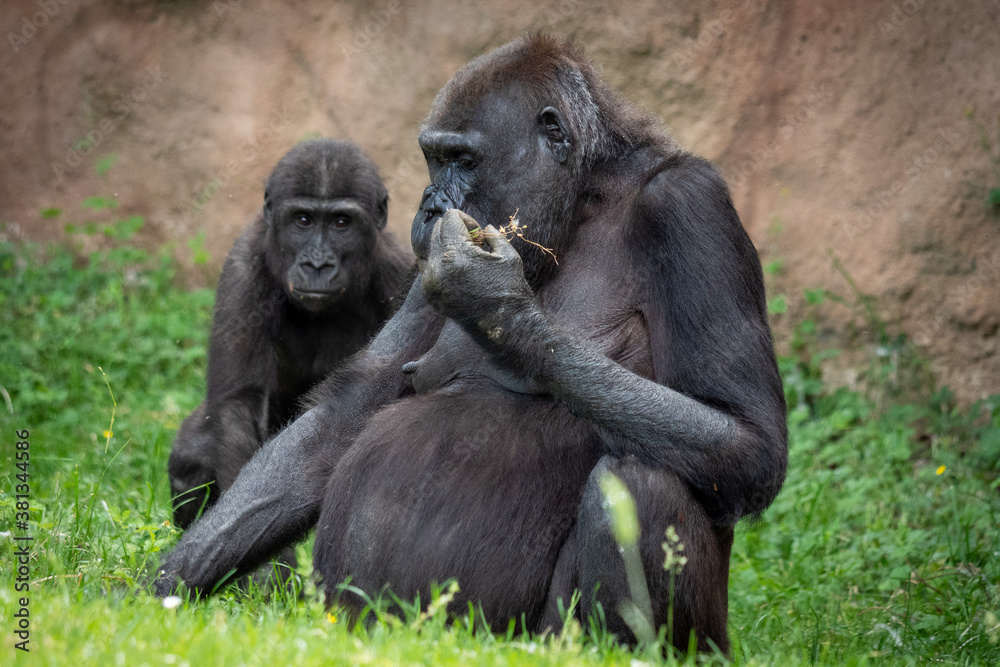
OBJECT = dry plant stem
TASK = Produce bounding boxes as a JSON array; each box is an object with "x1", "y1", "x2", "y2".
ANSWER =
[{"x1": 469, "y1": 209, "x2": 559, "y2": 265}]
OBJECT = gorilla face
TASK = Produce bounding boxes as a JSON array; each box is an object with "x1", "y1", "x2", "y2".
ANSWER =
[
  {"x1": 261, "y1": 139, "x2": 390, "y2": 315},
  {"x1": 270, "y1": 197, "x2": 380, "y2": 313},
  {"x1": 411, "y1": 83, "x2": 580, "y2": 286}
]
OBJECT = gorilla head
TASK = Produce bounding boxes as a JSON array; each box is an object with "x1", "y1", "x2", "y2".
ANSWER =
[
  {"x1": 410, "y1": 36, "x2": 652, "y2": 287},
  {"x1": 265, "y1": 139, "x2": 390, "y2": 313}
]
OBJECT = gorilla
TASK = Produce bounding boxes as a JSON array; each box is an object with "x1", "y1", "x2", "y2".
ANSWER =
[
  {"x1": 167, "y1": 138, "x2": 412, "y2": 529},
  {"x1": 155, "y1": 36, "x2": 787, "y2": 654}
]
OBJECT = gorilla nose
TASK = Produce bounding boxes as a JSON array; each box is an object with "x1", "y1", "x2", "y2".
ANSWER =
[
  {"x1": 413, "y1": 185, "x2": 457, "y2": 259},
  {"x1": 419, "y1": 185, "x2": 455, "y2": 223},
  {"x1": 301, "y1": 259, "x2": 339, "y2": 283}
]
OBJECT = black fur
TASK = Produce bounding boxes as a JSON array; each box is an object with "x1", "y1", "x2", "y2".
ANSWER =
[
  {"x1": 167, "y1": 139, "x2": 412, "y2": 529},
  {"x1": 156, "y1": 37, "x2": 786, "y2": 654}
]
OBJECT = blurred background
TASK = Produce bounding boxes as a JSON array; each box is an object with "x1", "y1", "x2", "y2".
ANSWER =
[{"x1": 2, "y1": 0, "x2": 998, "y2": 402}]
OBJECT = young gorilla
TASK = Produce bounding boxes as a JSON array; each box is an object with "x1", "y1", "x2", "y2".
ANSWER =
[
  {"x1": 167, "y1": 139, "x2": 412, "y2": 529},
  {"x1": 155, "y1": 36, "x2": 787, "y2": 653}
]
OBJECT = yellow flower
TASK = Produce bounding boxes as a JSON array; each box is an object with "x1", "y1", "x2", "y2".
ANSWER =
[
  {"x1": 103, "y1": 430, "x2": 113, "y2": 439},
  {"x1": 326, "y1": 613, "x2": 338, "y2": 624},
  {"x1": 936, "y1": 465, "x2": 946, "y2": 475}
]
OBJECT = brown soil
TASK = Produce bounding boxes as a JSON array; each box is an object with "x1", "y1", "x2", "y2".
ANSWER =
[{"x1": 2, "y1": 0, "x2": 998, "y2": 401}]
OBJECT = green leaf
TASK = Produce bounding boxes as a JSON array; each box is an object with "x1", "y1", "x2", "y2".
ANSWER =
[
  {"x1": 82, "y1": 196, "x2": 118, "y2": 211},
  {"x1": 986, "y1": 187, "x2": 1000, "y2": 213},
  {"x1": 598, "y1": 472, "x2": 639, "y2": 547},
  {"x1": 96, "y1": 154, "x2": 119, "y2": 178},
  {"x1": 110, "y1": 215, "x2": 144, "y2": 240},
  {"x1": 768, "y1": 294, "x2": 788, "y2": 314},
  {"x1": 804, "y1": 288, "x2": 826, "y2": 305},
  {"x1": 41, "y1": 207, "x2": 62, "y2": 218},
  {"x1": 763, "y1": 260, "x2": 783, "y2": 275},
  {"x1": 187, "y1": 231, "x2": 210, "y2": 266}
]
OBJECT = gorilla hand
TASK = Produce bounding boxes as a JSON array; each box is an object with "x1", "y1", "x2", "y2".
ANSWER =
[{"x1": 419, "y1": 209, "x2": 534, "y2": 329}]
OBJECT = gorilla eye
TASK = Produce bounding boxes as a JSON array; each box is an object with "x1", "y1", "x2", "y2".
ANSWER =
[
  {"x1": 540, "y1": 108, "x2": 566, "y2": 141},
  {"x1": 294, "y1": 213, "x2": 313, "y2": 228},
  {"x1": 424, "y1": 151, "x2": 444, "y2": 169},
  {"x1": 334, "y1": 216, "x2": 351, "y2": 229},
  {"x1": 458, "y1": 154, "x2": 477, "y2": 170}
]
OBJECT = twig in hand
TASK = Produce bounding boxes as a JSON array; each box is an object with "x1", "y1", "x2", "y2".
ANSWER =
[{"x1": 470, "y1": 209, "x2": 558, "y2": 265}]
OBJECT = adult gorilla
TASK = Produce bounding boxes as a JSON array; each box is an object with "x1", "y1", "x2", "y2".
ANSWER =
[
  {"x1": 155, "y1": 36, "x2": 786, "y2": 653},
  {"x1": 168, "y1": 139, "x2": 412, "y2": 529}
]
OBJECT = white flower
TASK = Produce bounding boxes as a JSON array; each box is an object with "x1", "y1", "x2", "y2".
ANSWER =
[{"x1": 162, "y1": 596, "x2": 183, "y2": 610}]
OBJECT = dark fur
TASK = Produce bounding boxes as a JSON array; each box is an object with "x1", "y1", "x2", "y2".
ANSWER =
[
  {"x1": 156, "y1": 37, "x2": 786, "y2": 654},
  {"x1": 167, "y1": 139, "x2": 412, "y2": 529}
]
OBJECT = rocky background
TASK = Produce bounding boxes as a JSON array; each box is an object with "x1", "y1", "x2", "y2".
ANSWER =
[{"x1": 2, "y1": 0, "x2": 998, "y2": 401}]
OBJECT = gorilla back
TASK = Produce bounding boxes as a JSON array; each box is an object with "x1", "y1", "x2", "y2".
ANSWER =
[{"x1": 168, "y1": 139, "x2": 413, "y2": 529}]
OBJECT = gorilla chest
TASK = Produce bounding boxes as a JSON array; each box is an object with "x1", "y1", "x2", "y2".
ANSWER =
[
  {"x1": 407, "y1": 263, "x2": 653, "y2": 394},
  {"x1": 271, "y1": 319, "x2": 370, "y2": 405},
  {"x1": 544, "y1": 260, "x2": 653, "y2": 375}
]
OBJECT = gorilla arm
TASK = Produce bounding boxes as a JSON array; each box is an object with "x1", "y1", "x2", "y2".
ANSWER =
[
  {"x1": 168, "y1": 240, "x2": 277, "y2": 527},
  {"x1": 421, "y1": 196, "x2": 786, "y2": 526},
  {"x1": 154, "y1": 278, "x2": 445, "y2": 596}
]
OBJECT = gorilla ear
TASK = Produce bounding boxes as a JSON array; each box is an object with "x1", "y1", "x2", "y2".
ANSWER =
[
  {"x1": 376, "y1": 193, "x2": 389, "y2": 231},
  {"x1": 263, "y1": 189, "x2": 273, "y2": 221},
  {"x1": 539, "y1": 106, "x2": 571, "y2": 164}
]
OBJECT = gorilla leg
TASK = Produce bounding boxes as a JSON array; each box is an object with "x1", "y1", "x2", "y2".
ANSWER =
[
  {"x1": 168, "y1": 402, "x2": 218, "y2": 529},
  {"x1": 544, "y1": 456, "x2": 732, "y2": 654}
]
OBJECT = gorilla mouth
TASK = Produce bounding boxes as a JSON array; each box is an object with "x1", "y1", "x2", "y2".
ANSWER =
[{"x1": 289, "y1": 284, "x2": 347, "y2": 299}]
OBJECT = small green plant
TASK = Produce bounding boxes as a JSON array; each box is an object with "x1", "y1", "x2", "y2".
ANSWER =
[
  {"x1": 598, "y1": 472, "x2": 655, "y2": 645},
  {"x1": 827, "y1": 252, "x2": 935, "y2": 405},
  {"x1": 187, "y1": 230, "x2": 211, "y2": 266},
  {"x1": 82, "y1": 195, "x2": 118, "y2": 211},
  {"x1": 96, "y1": 154, "x2": 119, "y2": 178},
  {"x1": 661, "y1": 525, "x2": 687, "y2": 650},
  {"x1": 771, "y1": 251, "x2": 936, "y2": 412}
]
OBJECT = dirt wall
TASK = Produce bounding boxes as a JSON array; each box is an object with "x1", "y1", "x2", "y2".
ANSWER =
[{"x1": 2, "y1": 0, "x2": 998, "y2": 400}]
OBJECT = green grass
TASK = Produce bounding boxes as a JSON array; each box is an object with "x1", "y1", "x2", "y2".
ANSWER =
[{"x1": 1, "y1": 236, "x2": 998, "y2": 665}]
